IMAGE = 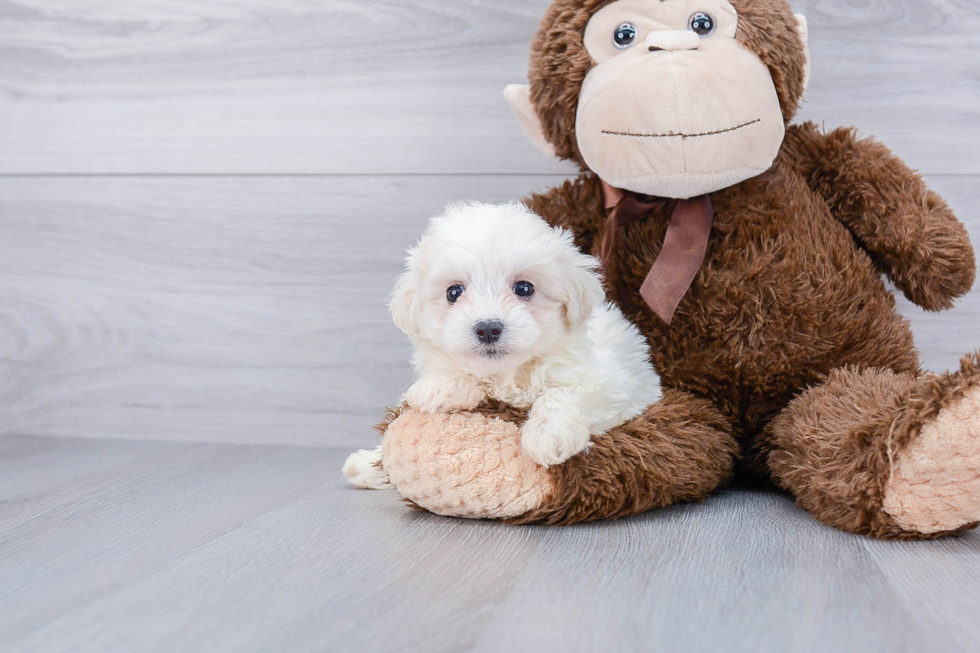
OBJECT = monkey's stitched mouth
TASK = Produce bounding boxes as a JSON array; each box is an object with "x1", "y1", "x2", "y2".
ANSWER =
[{"x1": 601, "y1": 118, "x2": 761, "y2": 140}]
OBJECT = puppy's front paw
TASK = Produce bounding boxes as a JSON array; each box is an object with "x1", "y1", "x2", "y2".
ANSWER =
[
  {"x1": 520, "y1": 411, "x2": 592, "y2": 467},
  {"x1": 404, "y1": 378, "x2": 484, "y2": 414},
  {"x1": 343, "y1": 445, "x2": 392, "y2": 489}
]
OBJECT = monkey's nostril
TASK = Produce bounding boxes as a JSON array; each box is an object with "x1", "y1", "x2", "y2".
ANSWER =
[{"x1": 648, "y1": 46, "x2": 663, "y2": 52}]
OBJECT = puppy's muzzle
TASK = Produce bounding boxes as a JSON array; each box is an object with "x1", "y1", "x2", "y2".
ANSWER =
[{"x1": 474, "y1": 320, "x2": 503, "y2": 345}]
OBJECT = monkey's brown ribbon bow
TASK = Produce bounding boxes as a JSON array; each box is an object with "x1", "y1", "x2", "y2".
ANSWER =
[{"x1": 600, "y1": 181, "x2": 713, "y2": 325}]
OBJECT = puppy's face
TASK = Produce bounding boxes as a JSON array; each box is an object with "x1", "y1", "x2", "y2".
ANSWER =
[{"x1": 391, "y1": 203, "x2": 605, "y2": 379}]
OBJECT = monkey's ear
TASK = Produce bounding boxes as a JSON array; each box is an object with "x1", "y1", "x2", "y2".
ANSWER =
[
  {"x1": 504, "y1": 84, "x2": 558, "y2": 158},
  {"x1": 795, "y1": 14, "x2": 811, "y2": 99}
]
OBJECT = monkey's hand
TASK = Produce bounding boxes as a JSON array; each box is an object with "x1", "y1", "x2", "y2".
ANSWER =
[
  {"x1": 869, "y1": 193, "x2": 976, "y2": 310},
  {"x1": 403, "y1": 376, "x2": 485, "y2": 415},
  {"x1": 784, "y1": 122, "x2": 976, "y2": 311}
]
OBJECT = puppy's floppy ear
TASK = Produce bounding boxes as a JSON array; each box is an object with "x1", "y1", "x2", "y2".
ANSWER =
[
  {"x1": 556, "y1": 231, "x2": 606, "y2": 330},
  {"x1": 389, "y1": 250, "x2": 422, "y2": 339}
]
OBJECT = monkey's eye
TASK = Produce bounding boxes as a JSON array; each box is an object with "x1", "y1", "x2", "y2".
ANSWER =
[
  {"x1": 447, "y1": 284, "x2": 465, "y2": 303},
  {"x1": 513, "y1": 281, "x2": 535, "y2": 298},
  {"x1": 689, "y1": 12, "x2": 715, "y2": 36},
  {"x1": 613, "y1": 22, "x2": 637, "y2": 49}
]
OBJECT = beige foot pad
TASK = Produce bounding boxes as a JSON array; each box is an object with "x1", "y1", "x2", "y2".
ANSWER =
[
  {"x1": 382, "y1": 409, "x2": 555, "y2": 519},
  {"x1": 883, "y1": 384, "x2": 980, "y2": 534}
]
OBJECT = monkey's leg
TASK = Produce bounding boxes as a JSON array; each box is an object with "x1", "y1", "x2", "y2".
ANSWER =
[
  {"x1": 512, "y1": 389, "x2": 737, "y2": 525},
  {"x1": 380, "y1": 390, "x2": 737, "y2": 524},
  {"x1": 764, "y1": 354, "x2": 980, "y2": 539}
]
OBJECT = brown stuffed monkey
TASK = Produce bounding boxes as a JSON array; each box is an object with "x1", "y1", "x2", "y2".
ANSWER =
[{"x1": 374, "y1": 0, "x2": 980, "y2": 540}]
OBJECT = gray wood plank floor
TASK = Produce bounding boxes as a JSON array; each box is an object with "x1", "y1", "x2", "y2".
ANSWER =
[
  {"x1": 1, "y1": 436, "x2": 978, "y2": 653},
  {"x1": 2, "y1": 1, "x2": 979, "y2": 651}
]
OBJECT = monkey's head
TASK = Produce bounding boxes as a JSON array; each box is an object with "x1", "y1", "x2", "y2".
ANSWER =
[{"x1": 506, "y1": 0, "x2": 810, "y2": 199}]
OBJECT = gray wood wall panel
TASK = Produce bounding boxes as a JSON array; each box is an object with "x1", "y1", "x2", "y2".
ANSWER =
[
  {"x1": 0, "y1": 174, "x2": 568, "y2": 446},
  {"x1": 1, "y1": 0, "x2": 977, "y2": 175},
  {"x1": 0, "y1": 174, "x2": 977, "y2": 448},
  {"x1": 1, "y1": 438, "x2": 978, "y2": 653}
]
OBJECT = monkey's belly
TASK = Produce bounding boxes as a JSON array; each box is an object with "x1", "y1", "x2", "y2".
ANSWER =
[{"x1": 650, "y1": 192, "x2": 918, "y2": 431}]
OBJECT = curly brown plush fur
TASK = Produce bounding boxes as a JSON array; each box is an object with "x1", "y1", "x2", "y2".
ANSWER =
[
  {"x1": 781, "y1": 123, "x2": 976, "y2": 311},
  {"x1": 517, "y1": 0, "x2": 977, "y2": 538},
  {"x1": 513, "y1": 390, "x2": 738, "y2": 525},
  {"x1": 766, "y1": 352, "x2": 980, "y2": 539},
  {"x1": 527, "y1": 138, "x2": 928, "y2": 439},
  {"x1": 377, "y1": 0, "x2": 978, "y2": 539},
  {"x1": 378, "y1": 392, "x2": 738, "y2": 524},
  {"x1": 520, "y1": 135, "x2": 976, "y2": 537},
  {"x1": 529, "y1": 0, "x2": 809, "y2": 166}
]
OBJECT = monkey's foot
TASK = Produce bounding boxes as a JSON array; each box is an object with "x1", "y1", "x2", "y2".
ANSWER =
[{"x1": 883, "y1": 372, "x2": 980, "y2": 535}]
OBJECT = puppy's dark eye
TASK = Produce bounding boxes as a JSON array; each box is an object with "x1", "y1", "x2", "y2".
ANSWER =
[
  {"x1": 513, "y1": 281, "x2": 534, "y2": 298},
  {"x1": 447, "y1": 284, "x2": 465, "y2": 303},
  {"x1": 689, "y1": 12, "x2": 714, "y2": 36},
  {"x1": 613, "y1": 22, "x2": 637, "y2": 49}
]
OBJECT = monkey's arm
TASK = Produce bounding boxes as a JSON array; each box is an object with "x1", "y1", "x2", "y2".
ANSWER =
[
  {"x1": 783, "y1": 122, "x2": 975, "y2": 310},
  {"x1": 522, "y1": 173, "x2": 607, "y2": 256}
]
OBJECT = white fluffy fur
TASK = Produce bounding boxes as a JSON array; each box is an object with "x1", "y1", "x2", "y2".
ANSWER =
[
  {"x1": 386, "y1": 202, "x2": 662, "y2": 468},
  {"x1": 343, "y1": 445, "x2": 392, "y2": 489}
]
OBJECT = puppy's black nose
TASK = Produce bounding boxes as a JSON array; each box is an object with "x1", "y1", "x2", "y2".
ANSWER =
[{"x1": 474, "y1": 320, "x2": 503, "y2": 344}]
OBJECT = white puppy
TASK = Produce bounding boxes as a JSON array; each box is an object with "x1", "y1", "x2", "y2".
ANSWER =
[{"x1": 344, "y1": 202, "x2": 661, "y2": 488}]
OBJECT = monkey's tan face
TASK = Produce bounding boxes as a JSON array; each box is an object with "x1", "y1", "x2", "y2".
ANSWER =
[{"x1": 577, "y1": 0, "x2": 786, "y2": 199}]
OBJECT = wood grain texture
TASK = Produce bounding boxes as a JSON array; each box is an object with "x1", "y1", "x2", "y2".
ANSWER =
[
  {"x1": 1, "y1": 174, "x2": 977, "y2": 447},
  {"x1": 0, "y1": 174, "x2": 569, "y2": 446},
  {"x1": 0, "y1": 437, "x2": 978, "y2": 653},
  {"x1": 0, "y1": 0, "x2": 977, "y2": 175},
  {"x1": 0, "y1": 435, "x2": 184, "y2": 506},
  {"x1": 472, "y1": 494, "x2": 925, "y2": 653}
]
